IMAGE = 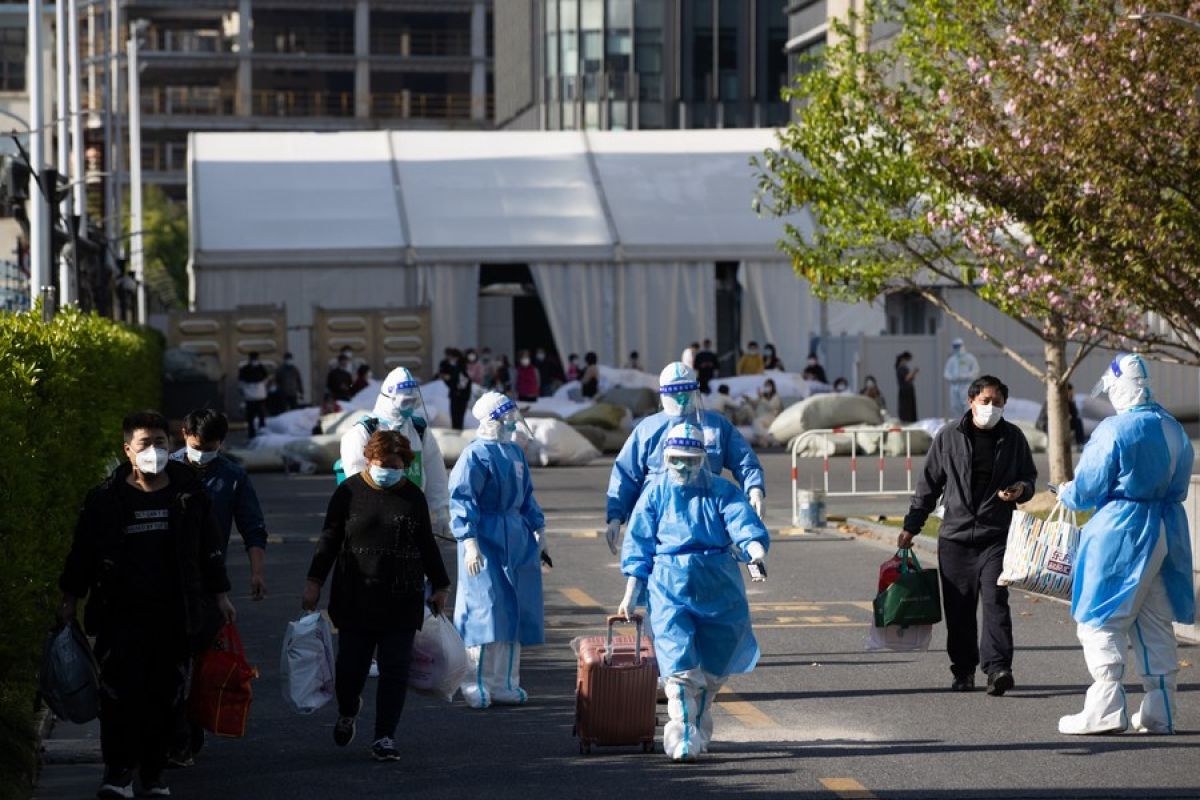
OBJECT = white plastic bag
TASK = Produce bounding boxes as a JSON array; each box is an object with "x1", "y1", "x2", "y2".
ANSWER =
[
  {"x1": 408, "y1": 610, "x2": 469, "y2": 702},
  {"x1": 280, "y1": 612, "x2": 336, "y2": 714},
  {"x1": 865, "y1": 624, "x2": 933, "y2": 652}
]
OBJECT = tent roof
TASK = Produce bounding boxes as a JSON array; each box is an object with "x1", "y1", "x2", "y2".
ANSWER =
[{"x1": 190, "y1": 129, "x2": 810, "y2": 266}]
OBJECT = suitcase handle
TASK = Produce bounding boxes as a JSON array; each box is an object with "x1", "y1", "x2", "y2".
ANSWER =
[{"x1": 604, "y1": 614, "x2": 644, "y2": 666}]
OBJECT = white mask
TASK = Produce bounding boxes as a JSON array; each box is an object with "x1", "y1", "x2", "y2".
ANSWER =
[
  {"x1": 135, "y1": 447, "x2": 169, "y2": 475},
  {"x1": 186, "y1": 446, "x2": 219, "y2": 466},
  {"x1": 972, "y1": 403, "x2": 1004, "y2": 429},
  {"x1": 519, "y1": 358, "x2": 531, "y2": 367}
]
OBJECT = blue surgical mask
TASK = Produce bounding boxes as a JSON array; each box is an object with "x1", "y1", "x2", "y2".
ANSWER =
[
  {"x1": 187, "y1": 446, "x2": 219, "y2": 466},
  {"x1": 503, "y1": 420, "x2": 518, "y2": 434},
  {"x1": 369, "y1": 465, "x2": 404, "y2": 487}
]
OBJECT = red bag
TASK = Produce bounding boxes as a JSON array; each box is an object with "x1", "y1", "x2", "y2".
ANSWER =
[
  {"x1": 188, "y1": 622, "x2": 258, "y2": 738},
  {"x1": 878, "y1": 548, "x2": 918, "y2": 593}
]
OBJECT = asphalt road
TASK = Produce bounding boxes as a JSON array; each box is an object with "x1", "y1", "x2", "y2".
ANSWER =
[{"x1": 37, "y1": 452, "x2": 1200, "y2": 799}]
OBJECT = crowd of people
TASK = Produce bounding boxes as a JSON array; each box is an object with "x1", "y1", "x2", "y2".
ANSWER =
[{"x1": 59, "y1": 338, "x2": 1194, "y2": 793}]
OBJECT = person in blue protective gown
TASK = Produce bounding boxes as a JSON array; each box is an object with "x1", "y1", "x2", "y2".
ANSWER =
[
  {"x1": 1057, "y1": 353, "x2": 1195, "y2": 735},
  {"x1": 617, "y1": 422, "x2": 769, "y2": 762},
  {"x1": 450, "y1": 392, "x2": 548, "y2": 709},
  {"x1": 604, "y1": 362, "x2": 766, "y2": 554}
]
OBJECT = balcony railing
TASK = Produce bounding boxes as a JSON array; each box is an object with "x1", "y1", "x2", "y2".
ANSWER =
[
  {"x1": 255, "y1": 29, "x2": 355, "y2": 56},
  {"x1": 141, "y1": 86, "x2": 236, "y2": 116},
  {"x1": 252, "y1": 90, "x2": 355, "y2": 117},
  {"x1": 371, "y1": 91, "x2": 477, "y2": 119},
  {"x1": 144, "y1": 28, "x2": 235, "y2": 55},
  {"x1": 370, "y1": 29, "x2": 471, "y2": 57}
]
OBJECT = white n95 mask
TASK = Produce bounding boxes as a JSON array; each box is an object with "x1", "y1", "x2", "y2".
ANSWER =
[
  {"x1": 973, "y1": 404, "x2": 1004, "y2": 430},
  {"x1": 136, "y1": 447, "x2": 169, "y2": 475}
]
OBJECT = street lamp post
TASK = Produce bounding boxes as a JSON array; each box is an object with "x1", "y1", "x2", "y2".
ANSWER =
[
  {"x1": 128, "y1": 19, "x2": 146, "y2": 324},
  {"x1": 27, "y1": 0, "x2": 47, "y2": 307},
  {"x1": 55, "y1": 0, "x2": 72, "y2": 305}
]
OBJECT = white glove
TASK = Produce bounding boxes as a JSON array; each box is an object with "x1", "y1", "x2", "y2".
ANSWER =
[
  {"x1": 748, "y1": 488, "x2": 765, "y2": 520},
  {"x1": 746, "y1": 540, "x2": 767, "y2": 582},
  {"x1": 463, "y1": 538, "x2": 484, "y2": 577},
  {"x1": 605, "y1": 519, "x2": 623, "y2": 556},
  {"x1": 618, "y1": 576, "x2": 645, "y2": 620}
]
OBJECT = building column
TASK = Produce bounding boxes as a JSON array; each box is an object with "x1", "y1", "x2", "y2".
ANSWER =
[
  {"x1": 236, "y1": 0, "x2": 251, "y2": 115},
  {"x1": 470, "y1": 2, "x2": 486, "y2": 121},
  {"x1": 355, "y1": 0, "x2": 369, "y2": 118}
]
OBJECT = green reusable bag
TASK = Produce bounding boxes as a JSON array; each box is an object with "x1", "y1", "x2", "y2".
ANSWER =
[{"x1": 873, "y1": 548, "x2": 943, "y2": 627}]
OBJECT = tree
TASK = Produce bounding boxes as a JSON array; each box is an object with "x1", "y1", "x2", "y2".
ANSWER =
[
  {"x1": 124, "y1": 185, "x2": 189, "y2": 308},
  {"x1": 755, "y1": 0, "x2": 1165, "y2": 483}
]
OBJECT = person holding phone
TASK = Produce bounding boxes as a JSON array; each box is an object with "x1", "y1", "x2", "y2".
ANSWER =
[{"x1": 898, "y1": 376, "x2": 1037, "y2": 696}]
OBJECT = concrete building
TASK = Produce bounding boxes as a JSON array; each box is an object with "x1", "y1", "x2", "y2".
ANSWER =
[
  {"x1": 495, "y1": 0, "x2": 790, "y2": 131},
  {"x1": 82, "y1": 0, "x2": 494, "y2": 201}
]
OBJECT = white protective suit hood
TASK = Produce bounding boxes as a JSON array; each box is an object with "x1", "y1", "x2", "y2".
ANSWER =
[
  {"x1": 474, "y1": 391, "x2": 526, "y2": 442},
  {"x1": 662, "y1": 422, "x2": 710, "y2": 487},
  {"x1": 1101, "y1": 353, "x2": 1153, "y2": 413},
  {"x1": 659, "y1": 362, "x2": 702, "y2": 420},
  {"x1": 374, "y1": 366, "x2": 427, "y2": 426}
]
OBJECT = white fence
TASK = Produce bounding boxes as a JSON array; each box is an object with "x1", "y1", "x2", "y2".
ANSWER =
[{"x1": 790, "y1": 426, "x2": 919, "y2": 526}]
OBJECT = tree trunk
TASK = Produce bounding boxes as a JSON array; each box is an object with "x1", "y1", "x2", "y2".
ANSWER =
[{"x1": 1043, "y1": 332, "x2": 1074, "y2": 485}]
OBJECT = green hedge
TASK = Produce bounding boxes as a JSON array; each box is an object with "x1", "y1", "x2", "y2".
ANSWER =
[{"x1": 0, "y1": 306, "x2": 161, "y2": 799}]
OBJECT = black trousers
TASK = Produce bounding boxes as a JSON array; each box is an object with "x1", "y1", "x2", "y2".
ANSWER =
[
  {"x1": 937, "y1": 537, "x2": 1013, "y2": 678},
  {"x1": 335, "y1": 627, "x2": 416, "y2": 741},
  {"x1": 449, "y1": 395, "x2": 469, "y2": 431},
  {"x1": 95, "y1": 622, "x2": 188, "y2": 776},
  {"x1": 244, "y1": 400, "x2": 267, "y2": 438}
]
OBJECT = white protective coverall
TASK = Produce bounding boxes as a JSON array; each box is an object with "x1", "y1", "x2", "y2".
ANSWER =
[
  {"x1": 942, "y1": 340, "x2": 980, "y2": 418},
  {"x1": 1058, "y1": 354, "x2": 1195, "y2": 735}
]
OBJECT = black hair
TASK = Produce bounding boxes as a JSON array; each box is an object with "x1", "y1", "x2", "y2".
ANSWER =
[
  {"x1": 356, "y1": 364, "x2": 370, "y2": 376},
  {"x1": 248, "y1": 351, "x2": 260, "y2": 360},
  {"x1": 568, "y1": 352, "x2": 579, "y2": 361},
  {"x1": 968, "y1": 375, "x2": 1009, "y2": 402},
  {"x1": 894, "y1": 351, "x2": 913, "y2": 368},
  {"x1": 182, "y1": 408, "x2": 229, "y2": 443},
  {"x1": 284, "y1": 351, "x2": 293, "y2": 359},
  {"x1": 585, "y1": 352, "x2": 598, "y2": 365},
  {"x1": 629, "y1": 350, "x2": 639, "y2": 359},
  {"x1": 747, "y1": 341, "x2": 759, "y2": 348},
  {"x1": 123, "y1": 410, "x2": 169, "y2": 442}
]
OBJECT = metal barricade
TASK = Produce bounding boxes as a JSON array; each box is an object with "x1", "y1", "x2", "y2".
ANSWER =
[{"x1": 791, "y1": 427, "x2": 917, "y2": 525}]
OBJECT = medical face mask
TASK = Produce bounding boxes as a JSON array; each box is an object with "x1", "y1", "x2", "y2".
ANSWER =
[
  {"x1": 972, "y1": 403, "x2": 1004, "y2": 429},
  {"x1": 391, "y1": 394, "x2": 419, "y2": 419},
  {"x1": 135, "y1": 446, "x2": 169, "y2": 475},
  {"x1": 660, "y1": 380, "x2": 700, "y2": 418},
  {"x1": 186, "y1": 446, "x2": 219, "y2": 466},
  {"x1": 369, "y1": 465, "x2": 404, "y2": 487}
]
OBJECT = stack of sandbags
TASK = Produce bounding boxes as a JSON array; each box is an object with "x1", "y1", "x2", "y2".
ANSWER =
[
  {"x1": 768, "y1": 393, "x2": 887, "y2": 444},
  {"x1": 567, "y1": 402, "x2": 632, "y2": 454},
  {"x1": 223, "y1": 448, "x2": 285, "y2": 472},
  {"x1": 280, "y1": 434, "x2": 342, "y2": 472},
  {"x1": 711, "y1": 372, "x2": 810, "y2": 403},
  {"x1": 264, "y1": 407, "x2": 321, "y2": 437},
  {"x1": 431, "y1": 428, "x2": 472, "y2": 467},
  {"x1": 524, "y1": 418, "x2": 600, "y2": 466},
  {"x1": 597, "y1": 387, "x2": 660, "y2": 419}
]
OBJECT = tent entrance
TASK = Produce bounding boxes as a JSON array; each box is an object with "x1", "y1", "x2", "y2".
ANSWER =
[{"x1": 478, "y1": 264, "x2": 557, "y2": 363}]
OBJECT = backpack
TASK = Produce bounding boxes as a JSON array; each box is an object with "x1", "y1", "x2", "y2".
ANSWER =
[{"x1": 332, "y1": 415, "x2": 427, "y2": 484}]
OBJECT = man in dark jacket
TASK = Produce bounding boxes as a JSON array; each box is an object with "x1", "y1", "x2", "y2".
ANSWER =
[
  {"x1": 899, "y1": 375, "x2": 1036, "y2": 696},
  {"x1": 58, "y1": 410, "x2": 235, "y2": 799}
]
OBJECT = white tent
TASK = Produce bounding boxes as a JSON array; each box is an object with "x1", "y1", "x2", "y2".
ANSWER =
[{"x1": 189, "y1": 129, "x2": 884, "y2": 379}]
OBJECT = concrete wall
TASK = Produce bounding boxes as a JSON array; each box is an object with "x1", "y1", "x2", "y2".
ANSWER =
[{"x1": 492, "y1": 0, "x2": 537, "y2": 129}]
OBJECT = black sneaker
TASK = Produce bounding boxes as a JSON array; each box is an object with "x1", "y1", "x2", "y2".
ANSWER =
[
  {"x1": 137, "y1": 774, "x2": 171, "y2": 798},
  {"x1": 371, "y1": 737, "x2": 401, "y2": 762},
  {"x1": 987, "y1": 670, "x2": 1015, "y2": 697},
  {"x1": 334, "y1": 714, "x2": 357, "y2": 747},
  {"x1": 951, "y1": 675, "x2": 975, "y2": 692},
  {"x1": 97, "y1": 767, "x2": 134, "y2": 800}
]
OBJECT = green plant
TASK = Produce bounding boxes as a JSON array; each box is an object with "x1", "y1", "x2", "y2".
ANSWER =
[{"x1": 0, "y1": 305, "x2": 160, "y2": 797}]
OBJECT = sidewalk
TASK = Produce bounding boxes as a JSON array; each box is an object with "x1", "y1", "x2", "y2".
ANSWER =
[{"x1": 33, "y1": 716, "x2": 102, "y2": 799}]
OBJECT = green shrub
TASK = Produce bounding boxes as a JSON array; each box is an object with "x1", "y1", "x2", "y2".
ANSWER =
[{"x1": 0, "y1": 305, "x2": 161, "y2": 797}]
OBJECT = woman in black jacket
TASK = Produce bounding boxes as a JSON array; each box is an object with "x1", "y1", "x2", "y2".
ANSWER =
[{"x1": 302, "y1": 430, "x2": 451, "y2": 762}]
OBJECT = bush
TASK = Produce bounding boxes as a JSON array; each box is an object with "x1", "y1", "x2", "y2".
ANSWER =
[{"x1": 0, "y1": 306, "x2": 161, "y2": 797}]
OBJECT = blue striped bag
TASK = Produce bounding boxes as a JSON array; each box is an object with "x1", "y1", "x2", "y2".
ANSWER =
[{"x1": 997, "y1": 502, "x2": 1080, "y2": 600}]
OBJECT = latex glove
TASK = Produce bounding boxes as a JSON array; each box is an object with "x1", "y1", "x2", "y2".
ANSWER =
[
  {"x1": 618, "y1": 576, "x2": 645, "y2": 620},
  {"x1": 745, "y1": 541, "x2": 767, "y2": 582},
  {"x1": 463, "y1": 538, "x2": 485, "y2": 577},
  {"x1": 536, "y1": 529, "x2": 553, "y2": 569},
  {"x1": 605, "y1": 519, "x2": 623, "y2": 556},
  {"x1": 748, "y1": 488, "x2": 765, "y2": 520}
]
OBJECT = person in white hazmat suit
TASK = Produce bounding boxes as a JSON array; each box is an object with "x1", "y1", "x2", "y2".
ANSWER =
[
  {"x1": 339, "y1": 367, "x2": 450, "y2": 534},
  {"x1": 618, "y1": 422, "x2": 769, "y2": 762},
  {"x1": 605, "y1": 362, "x2": 766, "y2": 555},
  {"x1": 943, "y1": 338, "x2": 980, "y2": 419},
  {"x1": 451, "y1": 392, "x2": 548, "y2": 709},
  {"x1": 1057, "y1": 354, "x2": 1194, "y2": 735}
]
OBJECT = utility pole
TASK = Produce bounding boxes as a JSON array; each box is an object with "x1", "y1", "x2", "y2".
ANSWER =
[
  {"x1": 128, "y1": 19, "x2": 145, "y2": 324},
  {"x1": 55, "y1": 0, "x2": 72, "y2": 305},
  {"x1": 27, "y1": 0, "x2": 48, "y2": 306},
  {"x1": 109, "y1": 0, "x2": 122, "y2": 302},
  {"x1": 68, "y1": 0, "x2": 85, "y2": 305}
]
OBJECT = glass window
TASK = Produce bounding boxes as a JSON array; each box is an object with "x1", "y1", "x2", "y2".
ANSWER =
[
  {"x1": 606, "y1": 0, "x2": 632, "y2": 74},
  {"x1": 717, "y1": 0, "x2": 742, "y2": 101},
  {"x1": 0, "y1": 27, "x2": 26, "y2": 92},
  {"x1": 687, "y1": 0, "x2": 713, "y2": 102},
  {"x1": 560, "y1": 0, "x2": 579, "y2": 77},
  {"x1": 581, "y1": 0, "x2": 603, "y2": 73},
  {"x1": 759, "y1": 0, "x2": 790, "y2": 103},
  {"x1": 581, "y1": 0, "x2": 603, "y2": 29}
]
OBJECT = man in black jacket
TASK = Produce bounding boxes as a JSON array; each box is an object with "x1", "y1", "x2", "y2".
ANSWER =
[
  {"x1": 58, "y1": 410, "x2": 235, "y2": 799},
  {"x1": 899, "y1": 376, "x2": 1036, "y2": 696}
]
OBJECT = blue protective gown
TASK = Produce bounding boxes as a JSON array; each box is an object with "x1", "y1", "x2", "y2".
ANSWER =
[
  {"x1": 622, "y1": 472, "x2": 770, "y2": 678},
  {"x1": 1059, "y1": 403, "x2": 1195, "y2": 627},
  {"x1": 607, "y1": 410, "x2": 765, "y2": 524},
  {"x1": 450, "y1": 439, "x2": 547, "y2": 647}
]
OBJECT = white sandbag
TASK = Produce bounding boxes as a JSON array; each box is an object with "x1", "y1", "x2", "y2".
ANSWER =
[
  {"x1": 524, "y1": 418, "x2": 600, "y2": 466},
  {"x1": 280, "y1": 612, "x2": 336, "y2": 714},
  {"x1": 319, "y1": 409, "x2": 373, "y2": 437},
  {"x1": 597, "y1": 365, "x2": 659, "y2": 391},
  {"x1": 431, "y1": 428, "x2": 470, "y2": 467},
  {"x1": 523, "y1": 397, "x2": 594, "y2": 420},
  {"x1": 245, "y1": 432, "x2": 305, "y2": 451},
  {"x1": 769, "y1": 393, "x2": 887, "y2": 443},
  {"x1": 225, "y1": 447, "x2": 285, "y2": 472},
  {"x1": 789, "y1": 430, "x2": 853, "y2": 457},
  {"x1": 878, "y1": 427, "x2": 933, "y2": 458},
  {"x1": 408, "y1": 610, "x2": 469, "y2": 702},
  {"x1": 1012, "y1": 420, "x2": 1048, "y2": 453},
  {"x1": 711, "y1": 371, "x2": 810, "y2": 403},
  {"x1": 1002, "y1": 397, "x2": 1042, "y2": 424},
  {"x1": 264, "y1": 407, "x2": 321, "y2": 437},
  {"x1": 280, "y1": 435, "x2": 342, "y2": 472}
]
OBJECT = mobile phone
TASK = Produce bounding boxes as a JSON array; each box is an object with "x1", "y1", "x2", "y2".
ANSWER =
[{"x1": 747, "y1": 561, "x2": 767, "y2": 582}]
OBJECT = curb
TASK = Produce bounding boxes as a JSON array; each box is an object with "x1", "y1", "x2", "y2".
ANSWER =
[{"x1": 842, "y1": 517, "x2": 939, "y2": 559}]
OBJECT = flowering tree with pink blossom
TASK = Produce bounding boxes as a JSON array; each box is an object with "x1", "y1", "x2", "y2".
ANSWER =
[{"x1": 757, "y1": 0, "x2": 1200, "y2": 482}]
